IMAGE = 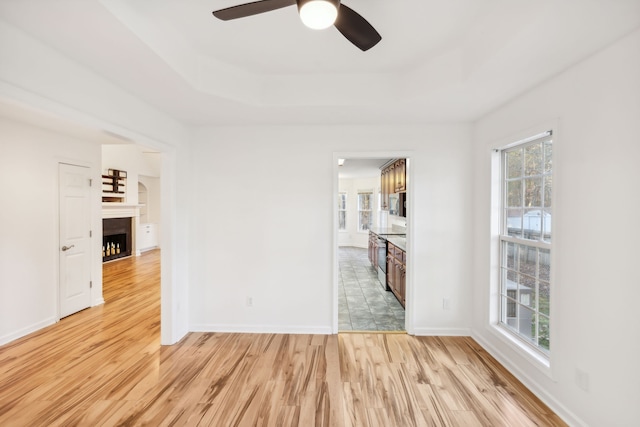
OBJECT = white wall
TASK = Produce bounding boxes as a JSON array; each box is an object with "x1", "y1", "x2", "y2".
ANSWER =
[
  {"x1": 338, "y1": 176, "x2": 379, "y2": 248},
  {"x1": 0, "y1": 117, "x2": 102, "y2": 345},
  {"x1": 384, "y1": 212, "x2": 409, "y2": 230},
  {"x1": 471, "y1": 28, "x2": 640, "y2": 426},
  {"x1": 189, "y1": 124, "x2": 472, "y2": 335}
]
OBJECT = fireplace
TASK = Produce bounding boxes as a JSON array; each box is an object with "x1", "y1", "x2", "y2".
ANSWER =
[{"x1": 103, "y1": 217, "x2": 132, "y2": 262}]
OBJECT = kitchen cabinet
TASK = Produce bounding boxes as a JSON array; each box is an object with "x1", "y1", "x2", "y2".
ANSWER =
[
  {"x1": 380, "y1": 168, "x2": 389, "y2": 210},
  {"x1": 368, "y1": 231, "x2": 379, "y2": 269},
  {"x1": 386, "y1": 242, "x2": 406, "y2": 307},
  {"x1": 387, "y1": 162, "x2": 396, "y2": 201},
  {"x1": 380, "y1": 159, "x2": 406, "y2": 212},
  {"x1": 368, "y1": 232, "x2": 374, "y2": 265},
  {"x1": 395, "y1": 159, "x2": 406, "y2": 192}
]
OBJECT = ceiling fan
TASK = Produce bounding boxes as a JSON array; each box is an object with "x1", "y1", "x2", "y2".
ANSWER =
[{"x1": 212, "y1": 0, "x2": 382, "y2": 51}]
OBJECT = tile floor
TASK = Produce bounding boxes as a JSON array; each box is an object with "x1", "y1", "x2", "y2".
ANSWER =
[{"x1": 338, "y1": 246, "x2": 405, "y2": 331}]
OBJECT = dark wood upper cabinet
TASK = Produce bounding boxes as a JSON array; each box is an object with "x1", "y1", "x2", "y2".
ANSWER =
[
  {"x1": 381, "y1": 168, "x2": 389, "y2": 210},
  {"x1": 380, "y1": 159, "x2": 407, "y2": 214},
  {"x1": 395, "y1": 159, "x2": 406, "y2": 192}
]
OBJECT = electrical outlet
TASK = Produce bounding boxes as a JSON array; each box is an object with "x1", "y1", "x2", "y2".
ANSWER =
[
  {"x1": 575, "y1": 369, "x2": 589, "y2": 392},
  {"x1": 443, "y1": 298, "x2": 450, "y2": 310},
  {"x1": 246, "y1": 297, "x2": 253, "y2": 307}
]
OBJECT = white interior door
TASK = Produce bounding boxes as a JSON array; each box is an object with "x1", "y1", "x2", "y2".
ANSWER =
[{"x1": 59, "y1": 163, "x2": 92, "y2": 318}]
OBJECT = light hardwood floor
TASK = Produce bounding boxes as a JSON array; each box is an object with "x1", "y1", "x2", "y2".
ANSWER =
[{"x1": 0, "y1": 250, "x2": 566, "y2": 426}]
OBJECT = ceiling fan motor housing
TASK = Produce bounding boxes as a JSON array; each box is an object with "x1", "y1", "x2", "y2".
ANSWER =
[{"x1": 296, "y1": 0, "x2": 341, "y2": 13}]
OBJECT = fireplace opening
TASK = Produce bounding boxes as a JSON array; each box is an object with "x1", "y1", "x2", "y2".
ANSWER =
[{"x1": 103, "y1": 217, "x2": 132, "y2": 262}]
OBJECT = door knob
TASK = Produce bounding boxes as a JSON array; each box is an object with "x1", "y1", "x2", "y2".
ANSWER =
[{"x1": 61, "y1": 245, "x2": 75, "y2": 251}]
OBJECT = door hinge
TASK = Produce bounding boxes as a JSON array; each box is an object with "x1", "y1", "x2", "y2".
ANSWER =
[
  {"x1": 89, "y1": 178, "x2": 93, "y2": 187},
  {"x1": 90, "y1": 281, "x2": 93, "y2": 289},
  {"x1": 89, "y1": 230, "x2": 92, "y2": 238}
]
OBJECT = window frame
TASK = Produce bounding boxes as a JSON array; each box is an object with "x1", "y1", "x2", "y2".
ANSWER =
[{"x1": 498, "y1": 132, "x2": 553, "y2": 359}]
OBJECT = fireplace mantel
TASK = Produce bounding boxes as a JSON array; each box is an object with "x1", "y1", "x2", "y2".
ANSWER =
[{"x1": 102, "y1": 203, "x2": 141, "y2": 219}]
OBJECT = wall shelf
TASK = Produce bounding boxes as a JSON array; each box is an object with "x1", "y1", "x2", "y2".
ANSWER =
[{"x1": 102, "y1": 169, "x2": 126, "y2": 202}]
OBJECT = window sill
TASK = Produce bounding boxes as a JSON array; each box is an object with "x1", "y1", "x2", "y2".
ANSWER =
[{"x1": 490, "y1": 323, "x2": 553, "y2": 380}]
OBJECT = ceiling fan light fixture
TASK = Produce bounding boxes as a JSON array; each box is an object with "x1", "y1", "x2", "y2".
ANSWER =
[{"x1": 298, "y1": 0, "x2": 339, "y2": 30}]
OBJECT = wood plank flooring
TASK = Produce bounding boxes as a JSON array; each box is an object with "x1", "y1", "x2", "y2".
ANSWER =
[{"x1": 0, "y1": 250, "x2": 567, "y2": 426}]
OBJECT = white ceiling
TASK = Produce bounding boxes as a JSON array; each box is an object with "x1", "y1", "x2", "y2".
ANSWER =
[{"x1": 1, "y1": 0, "x2": 639, "y2": 126}]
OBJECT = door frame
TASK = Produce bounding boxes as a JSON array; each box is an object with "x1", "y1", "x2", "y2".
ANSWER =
[{"x1": 332, "y1": 151, "x2": 414, "y2": 334}]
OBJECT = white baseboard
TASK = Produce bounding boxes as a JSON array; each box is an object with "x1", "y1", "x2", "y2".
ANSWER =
[
  {"x1": 190, "y1": 324, "x2": 333, "y2": 335},
  {"x1": 412, "y1": 327, "x2": 471, "y2": 336},
  {"x1": 471, "y1": 330, "x2": 585, "y2": 427},
  {"x1": 0, "y1": 316, "x2": 57, "y2": 346}
]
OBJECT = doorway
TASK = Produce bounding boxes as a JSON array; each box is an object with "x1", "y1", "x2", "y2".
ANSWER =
[
  {"x1": 335, "y1": 155, "x2": 411, "y2": 333},
  {"x1": 100, "y1": 143, "x2": 162, "y2": 320}
]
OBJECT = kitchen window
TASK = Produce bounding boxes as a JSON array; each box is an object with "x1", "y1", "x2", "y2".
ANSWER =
[
  {"x1": 499, "y1": 132, "x2": 552, "y2": 356},
  {"x1": 338, "y1": 192, "x2": 347, "y2": 231},
  {"x1": 358, "y1": 191, "x2": 373, "y2": 231}
]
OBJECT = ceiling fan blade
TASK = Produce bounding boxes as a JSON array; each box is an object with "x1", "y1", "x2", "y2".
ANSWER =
[
  {"x1": 213, "y1": 0, "x2": 296, "y2": 21},
  {"x1": 334, "y1": 3, "x2": 381, "y2": 51}
]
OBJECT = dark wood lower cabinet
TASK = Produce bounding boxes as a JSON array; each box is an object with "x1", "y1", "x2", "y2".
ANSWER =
[
  {"x1": 368, "y1": 232, "x2": 378, "y2": 269},
  {"x1": 386, "y1": 243, "x2": 406, "y2": 307}
]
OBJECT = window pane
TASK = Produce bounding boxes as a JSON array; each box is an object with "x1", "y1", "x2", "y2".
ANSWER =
[
  {"x1": 338, "y1": 211, "x2": 346, "y2": 230},
  {"x1": 539, "y1": 281, "x2": 550, "y2": 316},
  {"x1": 542, "y1": 211, "x2": 551, "y2": 242},
  {"x1": 506, "y1": 149, "x2": 522, "y2": 179},
  {"x1": 539, "y1": 249, "x2": 550, "y2": 316},
  {"x1": 524, "y1": 177, "x2": 542, "y2": 207},
  {"x1": 544, "y1": 140, "x2": 552, "y2": 173},
  {"x1": 539, "y1": 248, "x2": 550, "y2": 281},
  {"x1": 523, "y1": 209, "x2": 547, "y2": 240},
  {"x1": 518, "y1": 305, "x2": 536, "y2": 342},
  {"x1": 357, "y1": 192, "x2": 373, "y2": 231},
  {"x1": 502, "y1": 296, "x2": 517, "y2": 329},
  {"x1": 538, "y1": 314, "x2": 550, "y2": 351},
  {"x1": 524, "y1": 143, "x2": 543, "y2": 176},
  {"x1": 503, "y1": 269, "x2": 517, "y2": 296},
  {"x1": 518, "y1": 245, "x2": 536, "y2": 277},
  {"x1": 518, "y1": 273, "x2": 536, "y2": 309},
  {"x1": 339, "y1": 193, "x2": 346, "y2": 210},
  {"x1": 358, "y1": 193, "x2": 372, "y2": 210},
  {"x1": 359, "y1": 211, "x2": 372, "y2": 231},
  {"x1": 504, "y1": 241, "x2": 517, "y2": 270},
  {"x1": 507, "y1": 180, "x2": 522, "y2": 207},
  {"x1": 506, "y1": 208, "x2": 523, "y2": 238},
  {"x1": 544, "y1": 176, "x2": 552, "y2": 208}
]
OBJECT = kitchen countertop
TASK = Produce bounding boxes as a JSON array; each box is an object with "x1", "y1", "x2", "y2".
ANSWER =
[
  {"x1": 369, "y1": 227, "x2": 406, "y2": 237},
  {"x1": 387, "y1": 236, "x2": 407, "y2": 252}
]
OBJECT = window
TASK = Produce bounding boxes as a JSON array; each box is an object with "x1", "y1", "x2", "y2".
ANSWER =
[
  {"x1": 338, "y1": 192, "x2": 347, "y2": 230},
  {"x1": 357, "y1": 191, "x2": 373, "y2": 231},
  {"x1": 500, "y1": 132, "x2": 552, "y2": 355}
]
